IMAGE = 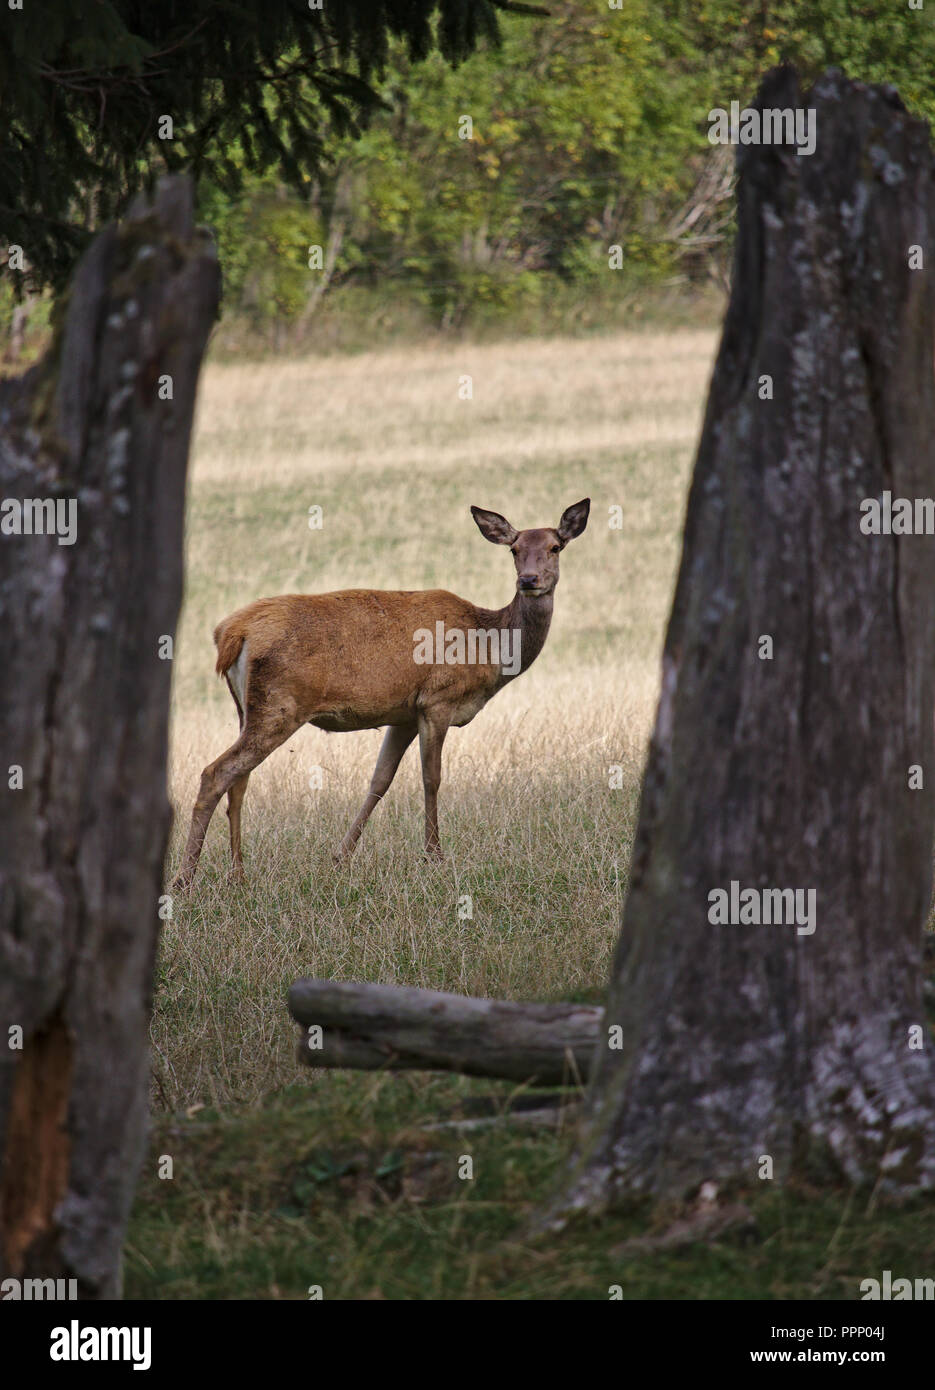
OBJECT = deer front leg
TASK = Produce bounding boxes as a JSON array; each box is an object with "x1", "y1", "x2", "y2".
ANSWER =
[
  {"x1": 335, "y1": 721, "x2": 418, "y2": 861},
  {"x1": 418, "y1": 711, "x2": 449, "y2": 861}
]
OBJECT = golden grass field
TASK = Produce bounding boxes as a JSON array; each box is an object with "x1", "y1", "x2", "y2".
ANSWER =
[{"x1": 158, "y1": 329, "x2": 717, "y2": 1113}]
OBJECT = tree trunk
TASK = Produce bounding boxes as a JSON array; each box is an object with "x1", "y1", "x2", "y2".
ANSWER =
[
  {"x1": 298, "y1": 165, "x2": 353, "y2": 332},
  {"x1": 551, "y1": 69, "x2": 935, "y2": 1217},
  {"x1": 290, "y1": 979, "x2": 601, "y2": 1086},
  {"x1": 5, "y1": 297, "x2": 31, "y2": 364},
  {"x1": 0, "y1": 178, "x2": 219, "y2": 1296}
]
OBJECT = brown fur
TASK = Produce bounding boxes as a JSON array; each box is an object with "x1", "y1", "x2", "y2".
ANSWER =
[
  {"x1": 214, "y1": 622, "x2": 245, "y2": 677},
  {"x1": 172, "y1": 499, "x2": 589, "y2": 888}
]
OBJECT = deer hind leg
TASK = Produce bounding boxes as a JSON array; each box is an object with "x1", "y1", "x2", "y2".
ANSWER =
[
  {"x1": 335, "y1": 721, "x2": 418, "y2": 862},
  {"x1": 418, "y1": 711, "x2": 449, "y2": 861},
  {"x1": 226, "y1": 772, "x2": 250, "y2": 882},
  {"x1": 173, "y1": 712, "x2": 301, "y2": 890},
  {"x1": 225, "y1": 668, "x2": 249, "y2": 881}
]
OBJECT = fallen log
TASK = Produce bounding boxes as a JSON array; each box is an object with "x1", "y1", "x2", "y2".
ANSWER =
[{"x1": 289, "y1": 979, "x2": 602, "y2": 1086}]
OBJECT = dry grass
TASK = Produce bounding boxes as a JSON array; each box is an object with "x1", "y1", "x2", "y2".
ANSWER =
[{"x1": 158, "y1": 328, "x2": 717, "y2": 1111}]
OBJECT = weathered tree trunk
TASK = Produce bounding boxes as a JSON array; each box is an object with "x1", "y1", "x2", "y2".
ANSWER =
[
  {"x1": 550, "y1": 69, "x2": 935, "y2": 1217},
  {"x1": 0, "y1": 178, "x2": 219, "y2": 1296},
  {"x1": 290, "y1": 979, "x2": 601, "y2": 1086}
]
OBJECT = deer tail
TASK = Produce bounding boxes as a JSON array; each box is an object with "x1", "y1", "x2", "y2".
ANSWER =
[{"x1": 214, "y1": 618, "x2": 246, "y2": 677}]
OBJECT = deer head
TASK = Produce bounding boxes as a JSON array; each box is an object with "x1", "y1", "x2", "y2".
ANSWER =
[{"x1": 470, "y1": 498, "x2": 590, "y2": 597}]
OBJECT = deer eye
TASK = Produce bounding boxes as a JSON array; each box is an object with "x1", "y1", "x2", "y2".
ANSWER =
[
  {"x1": 550, "y1": 545, "x2": 560, "y2": 554},
  {"x1": 510, "y1": 546, "x2": 518, "y2": 556}
]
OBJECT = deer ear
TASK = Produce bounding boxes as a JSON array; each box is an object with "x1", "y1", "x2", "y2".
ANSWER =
[
  {"x1": 557, "y1": 498, "x2": 590, "y2": 544},
  {"x1": 471, "y1": 506, "x2": 518, "y2": 546}
]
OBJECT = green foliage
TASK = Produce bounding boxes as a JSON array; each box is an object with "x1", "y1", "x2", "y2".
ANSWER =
[
  {"x1": 3, "y1": 0, "x2": 935, "y2": 342},
  {"x1": 198, "y1": 180, "x2": 322, "y2": 327},
  {"x1": 192, "y1": 0, "x2": 935, "y2": 343},
  {"x1": 675, "y1": 0, "x2": 935, "y2": 114},
  {"x1": 0, "y1": 0, "x2": 524, "y2": 291}
]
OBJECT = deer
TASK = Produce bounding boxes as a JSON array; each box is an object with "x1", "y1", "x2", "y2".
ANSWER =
[{"x1": 171, "y1": 498, "x2": 590, "y2": 888}]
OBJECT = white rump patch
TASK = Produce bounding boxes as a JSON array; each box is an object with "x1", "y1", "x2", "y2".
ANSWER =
[{"x1": 227, "y1": 641, "x2": 248, "y2": 710}]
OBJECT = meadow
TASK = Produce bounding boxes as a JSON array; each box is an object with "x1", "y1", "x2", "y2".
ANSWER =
[
  {"x1": 126, "y1": 326, "x2": 935, "y2": 1299},
  {"x1": 157, "y1": 329, "x2": 712, "y2": 1110}
]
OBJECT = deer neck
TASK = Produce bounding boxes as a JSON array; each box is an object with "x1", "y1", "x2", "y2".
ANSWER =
[{"x1": 493, "y1": 589, "x2": 554, "y2": 684}]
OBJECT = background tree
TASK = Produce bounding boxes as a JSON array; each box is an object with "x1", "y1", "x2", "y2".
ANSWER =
[
  {"x1": 164, "y1": 1, "x2": 935, "y2": 336},
  {"x1": 5, "y1": 2, "x2": 935, "y2": 347}
]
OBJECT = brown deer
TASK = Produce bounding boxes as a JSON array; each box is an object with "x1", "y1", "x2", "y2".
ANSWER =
[{"x1": 172, "y1": 498, "x2": 589, "y2": 887}]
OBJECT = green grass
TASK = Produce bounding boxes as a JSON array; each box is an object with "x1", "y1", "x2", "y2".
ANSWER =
[
  {"x1": 160, "y1": 330, "x2": 706, "y2": 1114},
  {"x1": 132, "y1": 327, "x2": 935, "y2": 1298},
  {"x1": 126, "y1": 1076, "x2": 935, "y2": 1300}
]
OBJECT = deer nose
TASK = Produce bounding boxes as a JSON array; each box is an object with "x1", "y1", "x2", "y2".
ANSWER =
[{"x1": 518, "y1": 574, "x2": 539, "y2": 590}]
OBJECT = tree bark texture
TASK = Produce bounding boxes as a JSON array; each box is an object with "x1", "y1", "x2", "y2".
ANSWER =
[
  {"x1": 553, "y1": 69, "x2": 935, "y2": 1215},
  {"x1": 0, "y1": 178, "x2": 219, "y2": 1295}
]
